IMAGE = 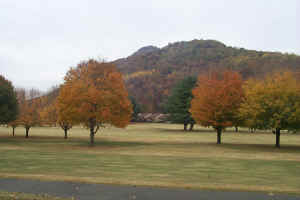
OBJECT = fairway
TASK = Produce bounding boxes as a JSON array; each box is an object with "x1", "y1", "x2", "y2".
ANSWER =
[{"x1": 0, "y1": 123, "x2": 300, "y2": 194}]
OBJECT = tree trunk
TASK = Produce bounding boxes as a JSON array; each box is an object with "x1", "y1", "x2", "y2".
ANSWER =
[
  {"x1": 183, "y1": 123, "x2": 188, "y2": 131},
  {"x1": 25, "y1": 127, "x2": 30, "y2": 138},
  {"x1": 90, "y1": 126, "x2": 95, "y2": 146},
  {"x1": 235, "y1": 126, "x2": 238, "y2": 132},
  {"x1": 189, "y1": 123, "x2": 194, "y2": 131},
  {"x1": 217, "y1": 128, "x2": 222, "y2": 144},
  {"x1": 64, "y1": 128, "x2": 68, "y2": 139},
  {"x1": 275, "y1": 128, "x2": 281, "y2": 148},
  {"x1": 12, "y1": 127, "x2": 15, "y2": 136}
]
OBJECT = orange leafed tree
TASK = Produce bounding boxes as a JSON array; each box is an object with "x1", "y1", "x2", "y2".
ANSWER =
[
  {"x1": 57, "y1": 59, "x2": 132, "y2": 145},
  {"x1": 40, "y1": 103, "x2": 57, "y2": 126},
  {"x1": 55, "y1": 97, "x2": 73, "y2": 139},
  {"x1": 40, "y1": 99, "x2": 73, "y2": 139},
  {"x1": 39, "y1": 86, "x2": 73, "y2": 139},
  {"x1": 18, "y1": 89, "x2": 42, "y2": 138},
  {"x1": 190, "y1": 70, "x2": 244, "y2": 144}
]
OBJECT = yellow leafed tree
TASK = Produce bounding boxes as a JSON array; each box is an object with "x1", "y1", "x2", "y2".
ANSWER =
[{"x1": 239, "y1": 71, "x2": 300, "y2": 148}]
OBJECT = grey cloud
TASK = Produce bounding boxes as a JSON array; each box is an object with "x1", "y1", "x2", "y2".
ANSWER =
[{"x1": 0, "y1": 0, "x2": 299, "y2": 91}]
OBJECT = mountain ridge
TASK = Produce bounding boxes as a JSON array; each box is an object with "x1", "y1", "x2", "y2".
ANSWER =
[{"x1": 114, "y1": 39, "x2": 300, "y2": 112}]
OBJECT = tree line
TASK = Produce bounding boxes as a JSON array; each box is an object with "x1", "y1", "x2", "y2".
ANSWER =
[
  {"x1": 0, "y1": 60, "x2": 132, "y2": 145},
  {"x1": 165, "y1": 70, "x2": 300, "y2": 148},
  {"x1": 1, "y1": 59, "x2": 300, "y2": 148}
]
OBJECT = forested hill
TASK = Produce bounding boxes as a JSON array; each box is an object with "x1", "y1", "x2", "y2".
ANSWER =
[{"x1": 114, "y1": 39, "x2": 300, "y2": 113}]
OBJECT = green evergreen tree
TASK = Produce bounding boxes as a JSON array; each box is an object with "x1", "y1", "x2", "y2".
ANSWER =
[
  {"x1": 129, "y1": 96, "x2": 141, "y2": 122},
  {"x1": 164, "y1": 76, "x2": 197, "y2": 131},
  {"x1": 0, "y1": 75, "x2": 18, "y2": 124}
]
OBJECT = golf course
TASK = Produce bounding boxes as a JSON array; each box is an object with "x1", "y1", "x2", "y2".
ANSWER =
[{"x1": 1, "y1": 123, "x2": 299, "y2": 195}]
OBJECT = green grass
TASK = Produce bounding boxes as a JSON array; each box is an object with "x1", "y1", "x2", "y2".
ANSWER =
[
  {"x1": 0, "y1": 124, "x2": 300, "y2": 194},
  {"x1": 0, "y1": 191, "x2": 71, "y2": 200}
]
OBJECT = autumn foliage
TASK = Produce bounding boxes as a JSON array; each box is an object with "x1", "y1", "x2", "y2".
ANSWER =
[
  {"x1": 190, "y1": 70, "x2": 244, "y2": 144},
  {"x1": 57, "y1": 59, "x2": 132, "y2": 145},
  {"x1": 240, "y1": 71, "x2": 300, "y2": 147},
  {"x1": 40, "y1": 103, "x2": 57, "y2": 126},
  {"x1": 18, "y1": 89, "x2": 42, "y2": 138},
  {"x1": 116, "y1": 40, "x2": 300, "y2": 113}
]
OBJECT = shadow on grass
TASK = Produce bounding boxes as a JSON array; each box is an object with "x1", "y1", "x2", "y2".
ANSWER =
[
  {"x1": 0, "y1": 135, "x2": 76, "y2": 142},
  {"x1": 77, "y1": 138, "x2": 153, "y2": 148},
  {"x1": 156, "y1": 128, "x2": 268, "y2": 134},
  {"x1": 78, "y1": 140, "x2": 300, "y2": 157},
  {"x1": 219, "y1": 142, "x2": 300, "y2": 153},
  {"x1": 156, "y1": 128, "x2": 216, "y2": 133},
  {"x1": 78, "y1": 138, "x2": 300, "y2": 153},
  {"x1": 1, "y1": 134, "x2": 300, "y2": 153},
  {"x1": 0, "y1": 135, "x2": 153, "y2": 149}
]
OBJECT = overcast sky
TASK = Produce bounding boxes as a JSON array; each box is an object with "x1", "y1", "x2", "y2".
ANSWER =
[{"x1": 1, "y1": 0, "x2": 299, "y2": 91}]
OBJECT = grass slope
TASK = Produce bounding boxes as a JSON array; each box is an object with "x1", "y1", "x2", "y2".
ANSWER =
[{"x1": 0, "y1": 124, "x2": 300, "y2": 194}]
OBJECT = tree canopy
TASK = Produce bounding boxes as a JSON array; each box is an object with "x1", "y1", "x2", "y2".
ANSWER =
[
  {"x1": 17, "y1": 88, "x2": 42, "y2": 138},
  {"x1": 190, "y1": 70, "x2": 244, "y2": 144},
  {"x1": 164, "y1": 76, "x2": 197, "y2": 131},
  {"x1": 239, "y1": 71, "x2": 300, "y2": 148},
  {"x1": 57, "y1": 59, "x2": 132, "y2": 145},
  {"x1": 0, "y1": 75, "x2": 18, "y2": 124}
]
